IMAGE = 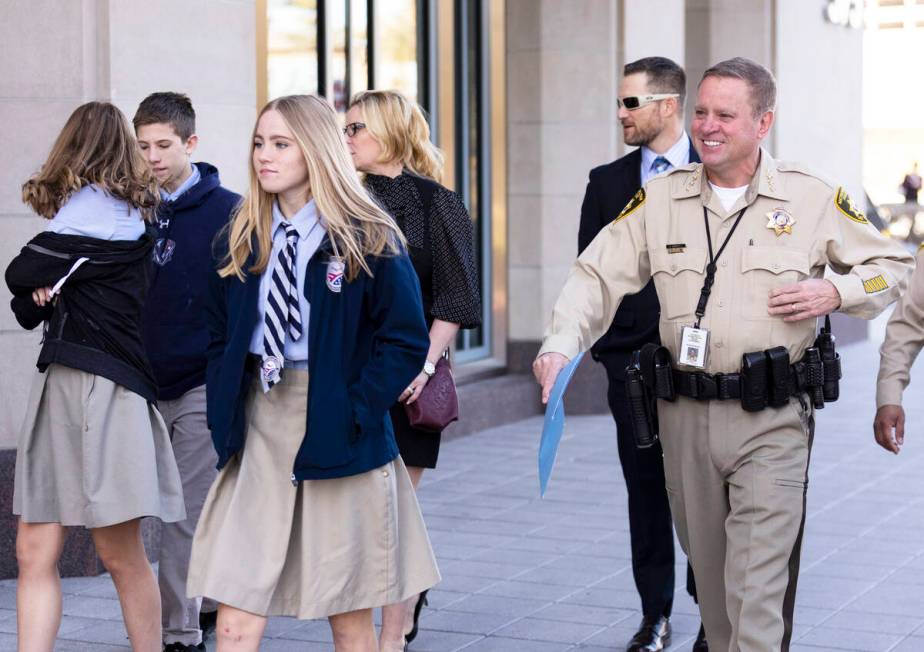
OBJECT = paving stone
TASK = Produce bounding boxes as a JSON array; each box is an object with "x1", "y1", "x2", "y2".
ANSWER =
[
  {"x1": 490, "y1": 616, "x2": 604, "y2": 644},
  {"x1": 796, "y1": 626, "x2": 903, "y2": 651},
  {"x1": 420, "y1": 609, "x2": 517, "y2": 635},
  {"x1": 439, "y1": 593, "x2": 547, "y2": 619},
  {"x1": 405, "y1": 628, "x2": 482, "y2": 651},
  {"x1": 454, "y1": 637, "x2": 569, "y2": 651},
  {"x1": 531, "y1": 602, "x2": 634, "y2": 626},
  {"x1": 58, "y1": 619, "x2": 129, "y2": 646}
]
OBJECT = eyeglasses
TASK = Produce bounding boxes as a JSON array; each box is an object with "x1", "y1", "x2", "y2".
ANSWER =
[
  {"x1": 343, "y1": 122, "x2": 366, "y2": 137},
  {"x1": 617, "y1": 93, "x2": 679, "y2": 110}
]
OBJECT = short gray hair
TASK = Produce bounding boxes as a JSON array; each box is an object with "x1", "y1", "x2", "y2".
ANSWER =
[{"x1": 701, "y1": 57, "x2": 776, "y2": 117}]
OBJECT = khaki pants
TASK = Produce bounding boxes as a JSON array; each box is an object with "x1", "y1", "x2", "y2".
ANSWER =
[
  {"x1": 659, "y1": 396, "x2": 813, "y2": 652},
  {"x1": 157, "y1": 385, "x2": 218, "y2": 646}
]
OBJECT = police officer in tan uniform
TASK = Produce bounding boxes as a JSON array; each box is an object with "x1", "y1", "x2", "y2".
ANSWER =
[
  {"x1": 874, "y1": 247, "x2": 924, "y2": 454},
  {"x1": 534, "y1": 57, "x2": 913, "y2": 652}
]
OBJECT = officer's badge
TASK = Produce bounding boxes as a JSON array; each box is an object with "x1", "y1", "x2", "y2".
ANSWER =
[
  {"x1": 613, "y1": 188, "x2": 645, "y2": 224},
  {"x1": 835, "y1": 187, "x2": 868, "y2": 224},
  {"x1": 766, "y1": 208, "x2": 795, "y2": 236}
]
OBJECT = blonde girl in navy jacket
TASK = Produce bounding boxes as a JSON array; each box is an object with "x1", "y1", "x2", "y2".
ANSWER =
[{"x1": 186, "y1": 95, "x2": 440, "y2": 652}]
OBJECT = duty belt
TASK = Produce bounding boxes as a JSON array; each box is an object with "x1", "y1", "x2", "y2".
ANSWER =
[{"x1": 671, "y1": 365, "x2": 809, "y2": 401}]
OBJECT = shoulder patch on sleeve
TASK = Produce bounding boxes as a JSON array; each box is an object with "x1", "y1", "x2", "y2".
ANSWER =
[
  {"x1": 835, "y1": 187, "x2": 868, "y2": 224},
  {"x1": 612, "y1": 188, "x2": 646, "y2": 224}
]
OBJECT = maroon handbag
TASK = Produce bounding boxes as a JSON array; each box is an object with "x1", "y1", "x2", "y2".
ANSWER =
[{"x1": 405, "y1": 357, "x2": 459, "y2": 432}]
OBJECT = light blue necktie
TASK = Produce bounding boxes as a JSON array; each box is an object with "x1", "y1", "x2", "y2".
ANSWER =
[{"x1": 651, "y1": 156, "x2": 671, "y2": 175}]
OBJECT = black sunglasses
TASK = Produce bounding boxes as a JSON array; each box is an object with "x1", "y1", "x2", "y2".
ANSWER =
[{"x1": 343, "y1": 122, "x2": 366, "y2": 137}]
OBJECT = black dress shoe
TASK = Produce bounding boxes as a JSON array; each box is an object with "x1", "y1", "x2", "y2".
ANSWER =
[
  {"x1": 163, "y1": 643, "x2": 205, "y2": 652},
  {"x1": 625, "y1": 615, "x2": 671, "y2": 652},
  {"x1": 692, "y1": 622, "x2": 708, "y2": 651}
]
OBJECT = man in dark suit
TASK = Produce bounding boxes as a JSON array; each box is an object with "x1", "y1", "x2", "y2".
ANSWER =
[{"x1": 578, "y1": 57, "x2": 707, "y2": 652}]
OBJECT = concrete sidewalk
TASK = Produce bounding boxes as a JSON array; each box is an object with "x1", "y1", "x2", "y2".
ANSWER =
[{"x1": 4, "y1": 321, "x2": 924, "y2": 651}]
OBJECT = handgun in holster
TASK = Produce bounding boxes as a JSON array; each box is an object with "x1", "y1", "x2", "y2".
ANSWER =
[{"x1": 625, "y1": 344, "x2": 674, "y2": 449}]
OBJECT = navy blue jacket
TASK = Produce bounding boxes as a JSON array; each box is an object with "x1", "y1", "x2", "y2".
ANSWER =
[
  {"x1": 142, "y1": 163, "x2": 240, "y2": 400},
  {"x1": 205, "y1": 235, "x2": 429, "y2": 481}
]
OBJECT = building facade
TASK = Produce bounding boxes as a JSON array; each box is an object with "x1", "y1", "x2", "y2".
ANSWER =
[{"x1": 0, "y1": 0, "x2": 864, "y2": 576}]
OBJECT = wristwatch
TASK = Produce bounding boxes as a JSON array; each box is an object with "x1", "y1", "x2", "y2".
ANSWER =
[{"x1": 423, "y1": 360, "x2": 436, "y2": 377}]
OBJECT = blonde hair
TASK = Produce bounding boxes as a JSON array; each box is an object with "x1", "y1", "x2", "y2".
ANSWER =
[
  {"x1": 219, "y1": 95, "x2": 404, "y2": 282},
  {"x1": 349, "y1": 90, "x2": 444, "y2": 183},
  {"x1": 22, "y1": 101, "x2": 158, "y2": 219}
]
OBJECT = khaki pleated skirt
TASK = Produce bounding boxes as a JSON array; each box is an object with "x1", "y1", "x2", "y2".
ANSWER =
[
  {"x1": 187, "y1": 369, "x2": 440, "y2": 619},
  {"x1": 14, "y1": 364, "x2": 186, "y2": 528}
]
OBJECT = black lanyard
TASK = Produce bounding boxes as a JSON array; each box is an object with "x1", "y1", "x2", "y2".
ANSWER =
[{"x1": 694, "y1": 206, "x2": 747, "y2": 328}]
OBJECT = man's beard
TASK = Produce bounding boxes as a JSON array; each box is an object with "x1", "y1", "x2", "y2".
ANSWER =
[{"x1": 623, "y1": 121, "x2": 658, "y2": 147}]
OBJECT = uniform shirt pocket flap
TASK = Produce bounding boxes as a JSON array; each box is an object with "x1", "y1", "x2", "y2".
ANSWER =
[
  {"x1": 650, "y1": 248, "x2": 707, "y2": 277},
  {"x1": 741, "y1": 247, "x2": 810, "y2": 276}
]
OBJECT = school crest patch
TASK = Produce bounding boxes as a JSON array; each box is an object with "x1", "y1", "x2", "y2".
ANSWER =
[
  {"x1": 326, "y1": 257, "x2": 345, "y2": 293},
  {"x1": 835, "y1": 187, "x2": 868, "y2": 224},
  {"x1": 613, "y1": 188, "x2": 646, "y2": 224}
]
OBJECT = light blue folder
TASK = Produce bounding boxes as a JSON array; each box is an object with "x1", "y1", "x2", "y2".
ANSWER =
[{"x1": 538, "y1": 351, "x2": 585, "y2": 497}]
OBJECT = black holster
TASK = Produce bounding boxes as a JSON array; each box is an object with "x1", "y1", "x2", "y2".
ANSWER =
[{"x1": 625, "y1": 344, "x2": 674, "y2": 449}]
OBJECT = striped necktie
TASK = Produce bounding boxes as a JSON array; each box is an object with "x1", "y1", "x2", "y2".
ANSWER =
[
  {"x1": 261, "y1": 221, "x2": 302, "y2": 390},
  {"x1": 651, "y1": 156, "x2": 671, "y2": 175}
]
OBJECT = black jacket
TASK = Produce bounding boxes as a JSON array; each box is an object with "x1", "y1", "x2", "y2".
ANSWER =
[
  {"x1": 577, "y1": 140, "x2": 700, "y2": 377},
  {"x1": 5, "y1": 231, "x2": 158, "y2": 401},
  {"x1": 142, "y1": 162, "x2": 241, "y2": 400}
]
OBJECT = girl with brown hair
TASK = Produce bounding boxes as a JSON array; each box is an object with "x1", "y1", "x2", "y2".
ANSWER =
[{"x1": 5, "y1": 101, "x2": 186, "y2": 651}]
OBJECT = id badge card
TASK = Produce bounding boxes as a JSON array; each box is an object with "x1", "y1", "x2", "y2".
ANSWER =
[{"x1": 679, "y1": 325, "x2": 710, "y2": 369}]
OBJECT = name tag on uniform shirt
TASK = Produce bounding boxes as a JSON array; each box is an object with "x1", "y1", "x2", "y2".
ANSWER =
[{"x1": 679, "y1": 325, "x2": 709, "y2": 369}]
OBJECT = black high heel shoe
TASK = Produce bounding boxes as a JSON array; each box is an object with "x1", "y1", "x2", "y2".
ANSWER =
[{"x1": 404, "y1": 589, "x2": 429, "y2": 645}]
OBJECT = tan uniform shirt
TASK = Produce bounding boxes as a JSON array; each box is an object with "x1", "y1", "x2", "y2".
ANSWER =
[
  {"x1": 540, "y1": 149, "x2": 913, "y2": 372},
  {"x1": 877, "y1": 248, "x2": 924, "y2": 407}
]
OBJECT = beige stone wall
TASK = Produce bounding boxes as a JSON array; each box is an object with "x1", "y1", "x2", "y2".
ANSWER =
[
  {"x1": 0, "y1": 0, "x2": 256, "y2": 448},
  {"x1": 507, "y1": 0, "x2": 619, "y2": 342},
  {"x1": 506, "y1": 0, "x2": 690, "y2": 343},
  {"x1": 774, "y1": 0, "x2": 863, "y2": 199}
]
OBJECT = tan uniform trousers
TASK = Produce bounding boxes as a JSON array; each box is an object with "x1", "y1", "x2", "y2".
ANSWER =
[
  {"x1": 156, "y1": 385, "x2": 218, "y2": 647},
  {"x1": 659, "y1": 395, "x2": 814, "y2": 652}
]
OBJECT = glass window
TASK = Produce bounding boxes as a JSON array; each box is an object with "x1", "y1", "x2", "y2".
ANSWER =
[
  {"x1": 374, "y1": 0, "x2": 419, "y2": 103},
  {"x1": 267, "y1": 0, "x2": 319, "y2": 99},
  {"x1": 454, "y1": 0, "x2": 489, "y2": 359},
  {"x1": 349, "y1": 0, "x2": 370, "y2": 97},
  {"x1": 327, "y1": 0, "x2": 349, "y2": 110}
]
